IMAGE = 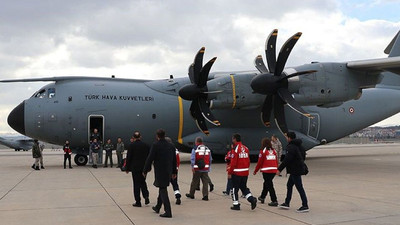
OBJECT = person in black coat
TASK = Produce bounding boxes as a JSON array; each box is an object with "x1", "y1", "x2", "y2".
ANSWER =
[
  {"x1": 143, "y1": 129, "x2": 177, "y2": 218},
  {"x1": 277, "y1": 132, "x2": 309, "y2": 213},
  {"x1": 125, "y1": 131, "x2": 150, "y2": 207}
]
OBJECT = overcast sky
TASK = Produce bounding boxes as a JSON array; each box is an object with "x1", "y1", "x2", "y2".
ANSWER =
[{"x1": 1, "y1": 0, "x2": 400, "y2": 133}]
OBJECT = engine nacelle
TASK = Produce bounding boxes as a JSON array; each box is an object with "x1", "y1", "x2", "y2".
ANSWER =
[
  {"x1": 207, "y1": 72, "x2": 264, "y2": 110},
  {"x1": 288, "y1": 63, "x2": 382, "y2": 107}
]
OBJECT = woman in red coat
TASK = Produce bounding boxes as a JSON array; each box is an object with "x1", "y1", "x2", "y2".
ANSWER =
[{"x1": 253, "y1": 137, "x2": 278, "y2": 206}]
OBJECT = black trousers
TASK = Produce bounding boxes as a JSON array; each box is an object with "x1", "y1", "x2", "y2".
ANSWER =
[
  {"x1": 132, "y1": 171, "x2": 149, "y2": 203},
  {"x1": 285, "y1": 174, "x2": 308, "y2": 207},
  {"x1": 170, "y1": 172, "x2": 180, "y2": 198},
  {"x1": 155, "y1": 187, "x2": 172, "y2": 216},
  {"x1": 260, "y1": 173, "x2": 277, "y2": 202},
  {"x1": 231, "y1": 174, "x2": 254, "y2": 206},
  {"x1": 104, "y1": 151, "x2": 113, "y2": 167},
  {"x1": 63, "y1": 154, "x2": 71, "y2": 168}
]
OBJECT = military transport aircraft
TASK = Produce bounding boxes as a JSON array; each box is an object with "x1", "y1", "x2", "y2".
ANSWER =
[
  {"x1": 0, "y1": 135, "x2": 34, "y2": 151},
  {"x1": 2, "y1": 29, "x2": 400, "y2": 165}
]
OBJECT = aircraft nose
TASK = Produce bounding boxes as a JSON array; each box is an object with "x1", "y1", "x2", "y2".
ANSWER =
[{"x1": 7, "y1": 101, "x2": 26, "y2": 135}]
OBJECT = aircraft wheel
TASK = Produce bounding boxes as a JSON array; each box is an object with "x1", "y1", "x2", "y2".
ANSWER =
[{"x1": 74, "y1": 154, "x2": 88, "y2": 166}]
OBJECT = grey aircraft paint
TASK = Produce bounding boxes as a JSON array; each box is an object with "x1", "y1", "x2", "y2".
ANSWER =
[{"x1": 3, "y1": 29, "x2": 400, "y2": 165}]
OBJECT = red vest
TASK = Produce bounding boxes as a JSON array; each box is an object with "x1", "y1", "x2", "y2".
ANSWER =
[
  {"x1": 193, "y1": 145, "x2": 211, "y2": 171},
  {"x1": 254, "y1": 148, "x2": 278, "y2": 174},
  {"x1": 228, "y1": 142, "x2": 250, "y2": 176}
]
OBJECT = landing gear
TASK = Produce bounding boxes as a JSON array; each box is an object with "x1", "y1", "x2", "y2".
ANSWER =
[{"x1": 74, "y1": 154, "x2": 88, "y2": 166}]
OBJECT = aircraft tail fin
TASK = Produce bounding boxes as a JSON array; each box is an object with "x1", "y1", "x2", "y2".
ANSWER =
[{"x1": 385, "y1": 31, "x2": 400, "y2": 57}]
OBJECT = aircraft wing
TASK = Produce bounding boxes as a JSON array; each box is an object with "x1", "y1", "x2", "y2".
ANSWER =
[
  {"x1": 347, "y1": 56, "x2": 400, "y2": 75},
  {"x1": 0, "y1": 136, "x2": 34, "y2": 150},
  {"x1": 0, "y1": 76, "x2": 152, "y2": 83}
]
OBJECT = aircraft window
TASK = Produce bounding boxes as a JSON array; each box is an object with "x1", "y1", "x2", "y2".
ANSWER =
[
  {"x1": 48, "y1": 88, "x2": 56, "y2": 98},
  {"x1": 34, "y1": 89, "x2": 46, "y2": 98}
]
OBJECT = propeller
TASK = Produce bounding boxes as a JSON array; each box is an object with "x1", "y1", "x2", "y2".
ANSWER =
[
  {"x1": 251, "y1": 29, "x2": 316, "y2": 134},
  {"x1": 179, "y1": 47, "x2": 220, "y2": 135}
]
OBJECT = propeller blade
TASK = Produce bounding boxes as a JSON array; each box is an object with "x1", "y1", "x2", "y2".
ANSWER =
[
  {"x1": 202, "y1": 90, "x2": 224, "y2": 94},
  {"x1": 261, "y1": 95, "x2": 273, "y2": 127},
  {"x1": 190, "y1": 99, "x2": 210, "y2": 135},
  {"x1": 280, "y1": 70, "x2": 317, "y2": 81},
  {"x1": 188, "y1": 63, "x2": 195, "y2": 83},
  {"x1": 266, "y1": 29, "x2": 278, "y2": 73},
  {"x1": 277, "y1": 88, "x2": 311, "y2": 117},
  {"x1": 273, "y1": 95, "x2": 288, "y2": 134},
  {"x1": 198, "y1": 57, "x2": 217, "y2": 87},
  {"x1": 193, "y1": 47, "x2": 205, "y2": 85},
  {"x1": 254, "y1": 55, "x2": 268, "y2": 74},
  {"x1": 198, "y1": 98, "x2": 220, "y2": 126},
  {"x1": 275, "y1": 32, "x2": 302, "y2": 76}
]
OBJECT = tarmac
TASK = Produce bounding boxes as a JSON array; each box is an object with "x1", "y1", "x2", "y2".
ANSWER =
[{"x1": 1, "y1": 143, "x2": 400, "y2": 225}]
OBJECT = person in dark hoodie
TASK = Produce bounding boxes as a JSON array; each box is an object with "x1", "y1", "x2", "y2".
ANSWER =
[{"x1": 277, "y1": 132, "x2": 309, "y2": 213}]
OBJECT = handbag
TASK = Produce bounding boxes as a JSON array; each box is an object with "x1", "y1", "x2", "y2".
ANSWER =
[{"x1": 303, "y1": 163, "x2": 309, "y2": 175}]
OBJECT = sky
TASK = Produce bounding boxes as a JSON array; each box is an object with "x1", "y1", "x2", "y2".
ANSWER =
[{"x1": 1, "y1": 0, "x2": 400, "y2": 133}]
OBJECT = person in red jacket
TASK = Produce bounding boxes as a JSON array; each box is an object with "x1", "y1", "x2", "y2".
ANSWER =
[
  {"x1": 228, "y1": 133, "x2": 257, "y2": 210},
  {"x1": 222, "y1": 148, "x2": 233, "y2": 195},
  {"x1": 253, "y1": 137, "x2": 278, "y2": 206},
  {"x1": 63, "y1": 140, "x2": 73, "y2": 169}
]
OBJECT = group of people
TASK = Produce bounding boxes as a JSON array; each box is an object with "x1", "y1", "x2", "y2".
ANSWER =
[
  {"x1": 251, "y1": 132, "x2": 309, "y2": 213},
  {"x1": 123, "y1": 129, "x2": 309, "y2": 218},
  {"x1": 88, "y1": 128, "x2": 126, "y2": 169},
  {"x1": 31, "y1": 127, "x2": 309, "y2": 217}
]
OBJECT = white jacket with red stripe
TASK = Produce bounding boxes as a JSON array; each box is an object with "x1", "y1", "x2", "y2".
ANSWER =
[{"x1": 228, "y1": 142, "x2": 250, "y2": 176}]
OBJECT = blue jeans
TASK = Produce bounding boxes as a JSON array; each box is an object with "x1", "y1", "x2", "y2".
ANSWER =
[{"x1": 285, "y1": 174, "x2": 308, "y2": 207}]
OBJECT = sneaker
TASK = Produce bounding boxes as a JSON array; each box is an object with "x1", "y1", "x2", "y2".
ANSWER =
[
  {"x1": 268, "y1": 201, "x2": 278, "y2": 207},
  {"x1": 185, "y1": 193, "x2": 194, "y2": 199},
  {"x1": 175, "y1": 198, "x2": 181, "y2": 205},
  {"x1": 230, "y1": 205, "x2": 240, "y2": 210},
  {"x1": 251, "y1": 197, "x2": 257, "y2": 210},
  {"x1": 41, "y1": 166, "x2": 45, "y2": 169},
  {"x1": 209, "y1": 183, "x2": 214, "y2": 192},
  {"x1": 279, "y1": 203, "x2": 290, "y2": 209},
  {"x1": 222, "y1": 191, "x2": 228, "y2": 195},
  {"x1": 145, "y1": 197, "x2": 150, "y2": 205},
  {"x1": 258, "y1": 196, "x2": 265, "y2": 204},
  {"x1": 202, "y1": 196, "x2": 208, "y2": 201},
  {"x1": 296, "y1": 206, "x2": 309, "y2": 213}
]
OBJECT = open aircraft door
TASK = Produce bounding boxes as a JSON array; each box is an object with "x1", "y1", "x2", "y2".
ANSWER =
[{"x1": 88, "y1": 115, "x2": 104, "y2": 164}]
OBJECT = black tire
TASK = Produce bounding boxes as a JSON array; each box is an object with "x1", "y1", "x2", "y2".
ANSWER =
[{"x1": 74, "y1": 154, "x2": 88, "y2": 166}]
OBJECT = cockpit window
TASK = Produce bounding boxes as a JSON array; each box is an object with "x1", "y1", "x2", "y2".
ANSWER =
[
  {"x1": 48, "y1": 88, "x2": 56, "y2": 98},
  {"x1": 34, "y1": 89, "x2": 46, "y2": 98}
]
